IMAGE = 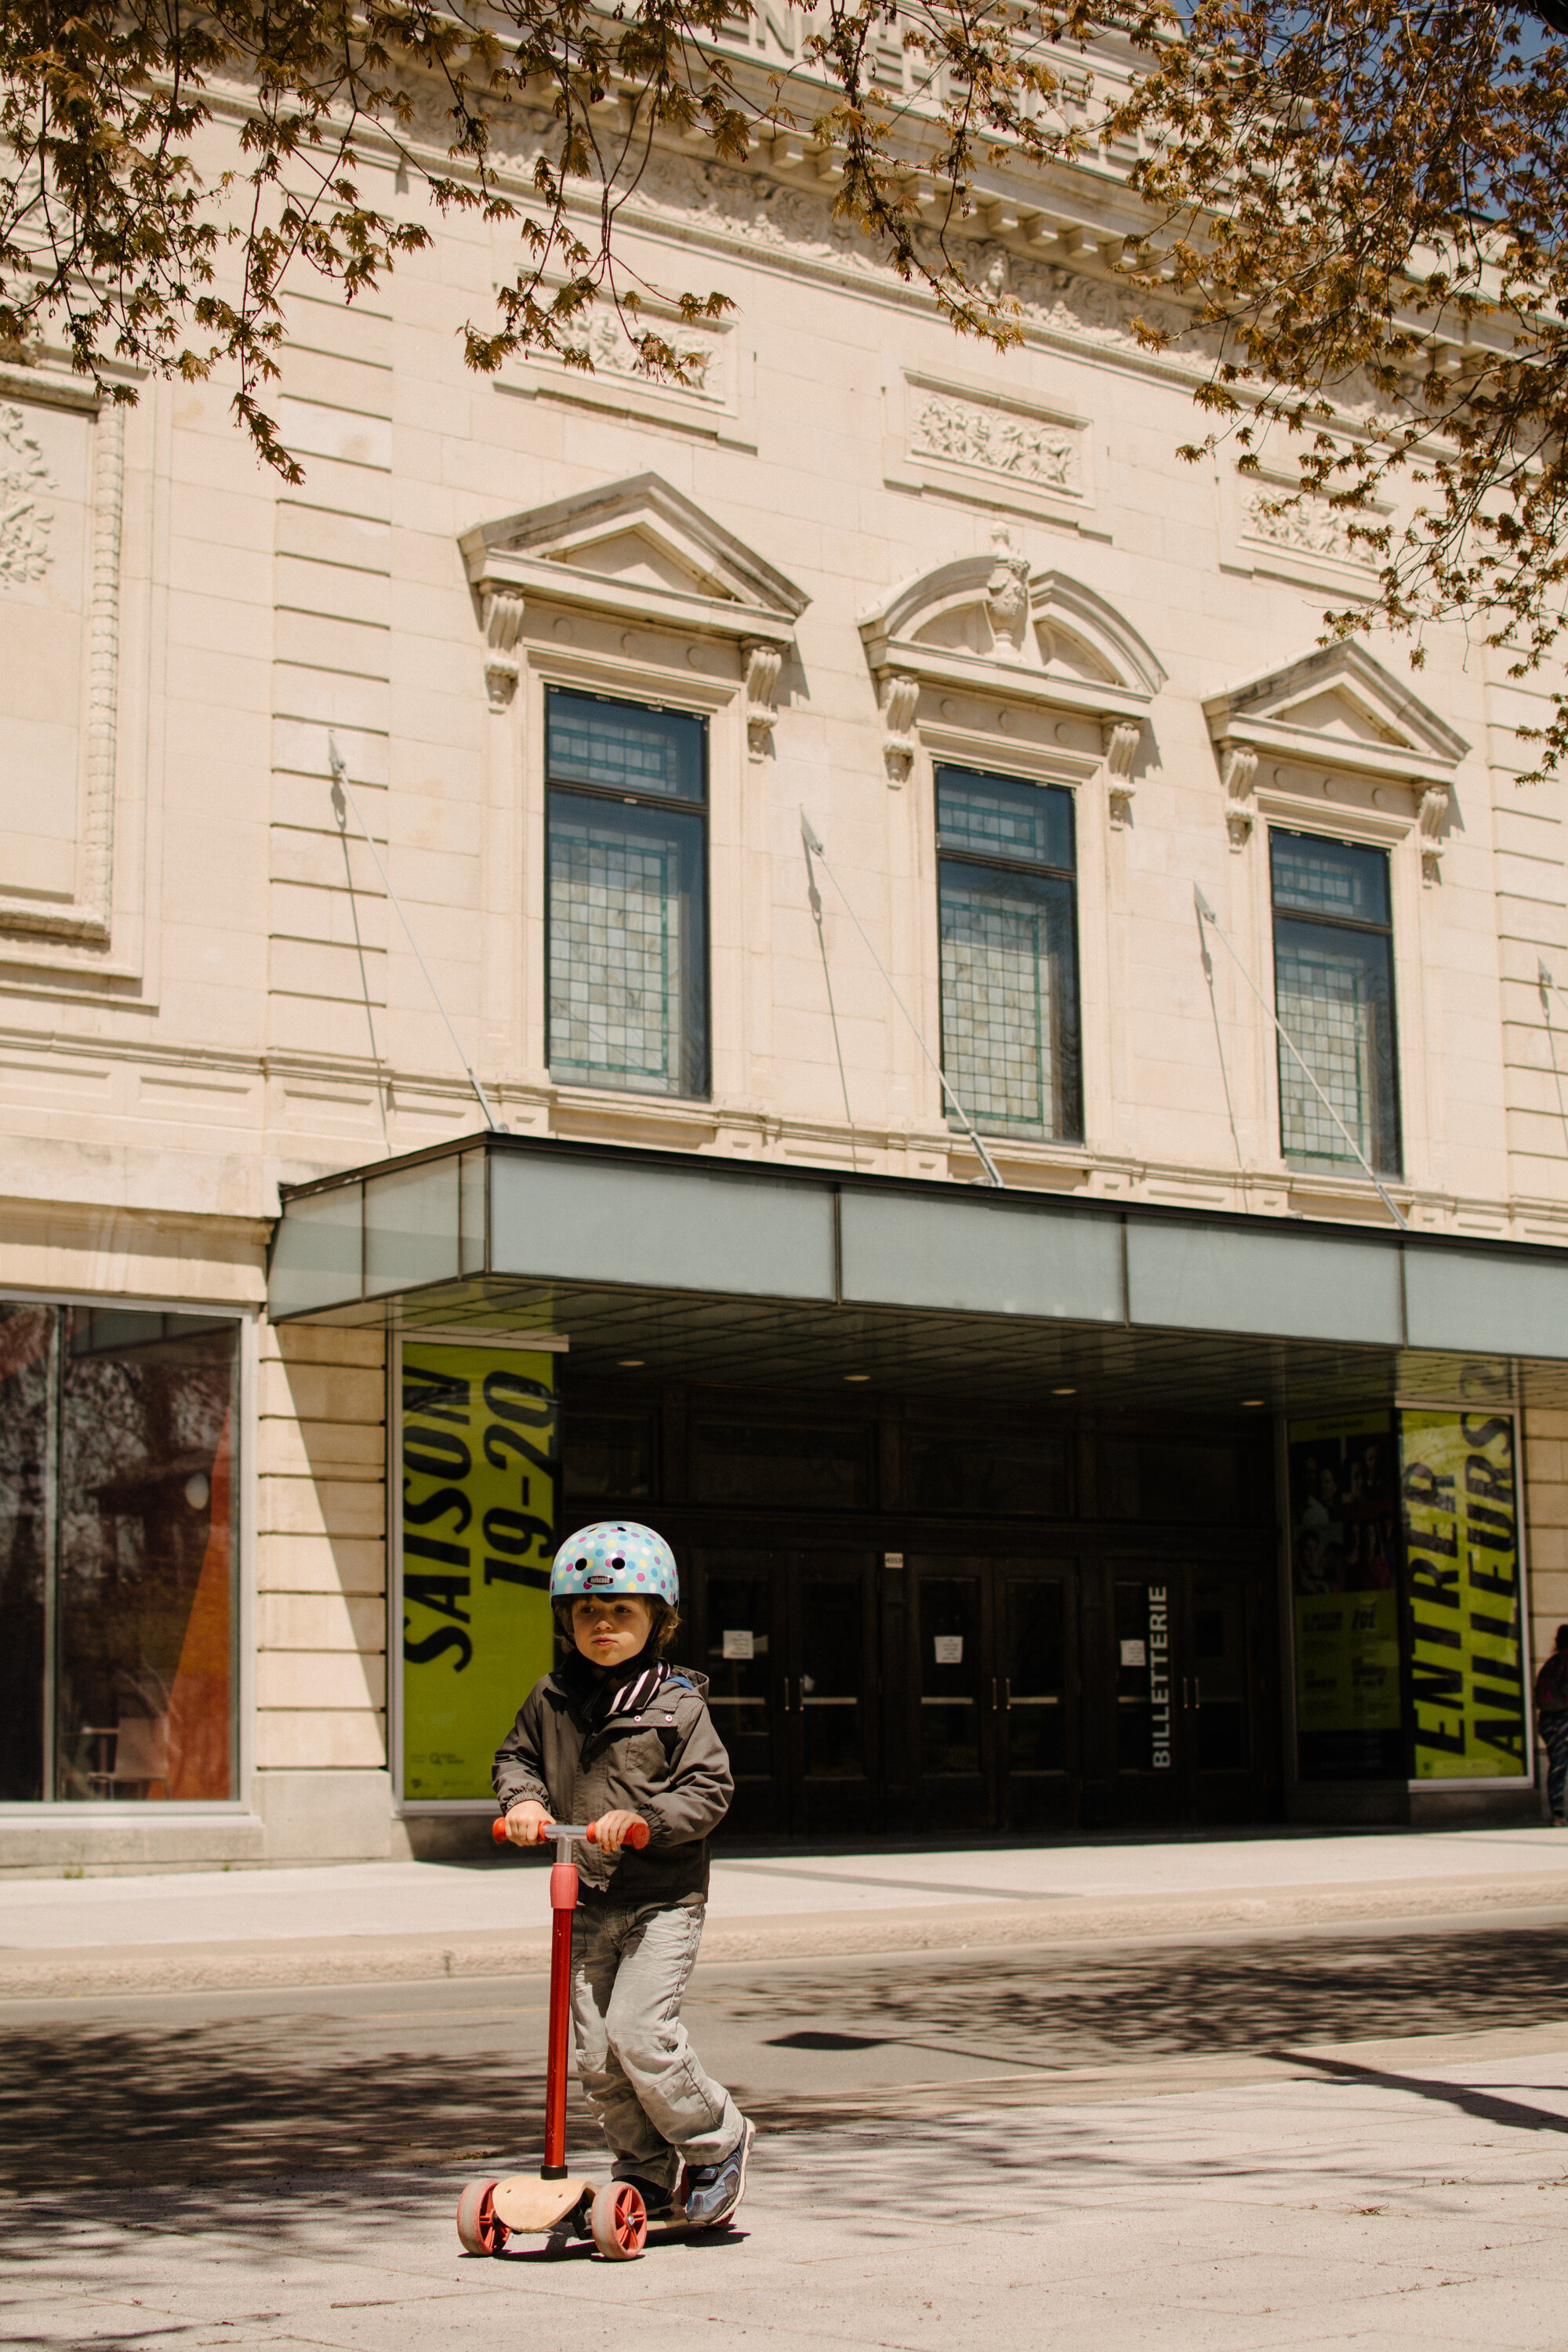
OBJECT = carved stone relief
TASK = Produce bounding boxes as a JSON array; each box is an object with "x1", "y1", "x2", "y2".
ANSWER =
[
  {"x1": 0, "y1": 386, "x2": 123, "y2": 942},
  {"x1": 909, "y1": 387, "x2": 1082, "y2": 493},
  {"x1": 1221, "y1": 745, "x2": 1259, "y2": 851},
  {"x1": 1239, "y1": 483, "x2": 1370, "y2": 568},
  {"x1": 1102, "y1": 719, "x2": 1142, "y2": 829},
  {"x1": 0, "y1": 404, "x2": 55, "y2": 587},
  {"x1": 742, "y1": 639, "x2": 782, "y2": 760},
  {"x1": 1417, "y1": 780, "x2": 1449, "y2": 884}
]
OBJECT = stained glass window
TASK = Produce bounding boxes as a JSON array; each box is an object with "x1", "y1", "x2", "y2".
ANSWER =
[
  {"x1": 935, "y1": 767, "x2": 1082, "y2": 1142},
  {"x1": 546, "y1": 691, "x2": 709, "y2": 1099},
  {"x1": 1270, "y1": 831, "x2": 1401, "y2": 1176}
]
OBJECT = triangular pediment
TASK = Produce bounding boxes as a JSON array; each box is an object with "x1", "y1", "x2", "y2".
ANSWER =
[
  {"x1": 1204, "y1": 642, "x2": 1468, "y2": 776},
  {"x1": 460, "y1": 473, "x2": 808, "y2": 634}
]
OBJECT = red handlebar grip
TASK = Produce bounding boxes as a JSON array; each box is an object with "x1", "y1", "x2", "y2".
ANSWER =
[
  {"x1": 586, "y1": 1820, "x2": 652, "y2": 1849},
  {"x1": 492, "y1": 1815, "x2": 650, "y2": 1848}
]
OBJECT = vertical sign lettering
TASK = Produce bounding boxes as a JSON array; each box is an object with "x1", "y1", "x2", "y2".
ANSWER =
[
  {"x1": 1401, "y1": 1409, "x2": 1524, "y2": 1780},
  {"x1": 400, "y1": 1341, "x2": 557, "y2": 1800},
  {"x1": 1149, "y1": 1584, "x2": 1172, "y2": 1769}
]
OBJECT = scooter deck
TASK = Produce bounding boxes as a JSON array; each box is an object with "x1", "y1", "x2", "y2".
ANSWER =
[{"x1": 492, "y1": 2175, "x2": 595, "y2": 2233}]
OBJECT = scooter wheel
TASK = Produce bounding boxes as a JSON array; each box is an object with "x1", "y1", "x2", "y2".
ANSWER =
[
  {"x1": 456, "y1": 2179, "x2": 509, "y2": 2256},
  {"x1": 590, "y1": 2181, "x2": 648, "y2": 2260}
]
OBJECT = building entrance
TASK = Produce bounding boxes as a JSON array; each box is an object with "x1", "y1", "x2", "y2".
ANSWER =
[{"x1": 565, "y1": 1381, "x2": 1283, "y2": 1838}]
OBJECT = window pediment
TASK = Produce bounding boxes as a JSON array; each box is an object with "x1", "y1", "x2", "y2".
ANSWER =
[
  {"x1": 859, "y1": 534, "x2": 1165, "y2": 797},
  {"x1": 459, "y1": 472, "x2": 808, "y2": 748},
  {"x1": 1204, "y1": 642, "x2": 1469, "y2": 874},
  {"x1": 461, "y1": 472, "x2": 808, "y2": 642}
]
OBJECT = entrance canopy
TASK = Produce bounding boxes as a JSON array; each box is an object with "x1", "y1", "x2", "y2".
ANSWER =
[{"x1": 268, "y1": 1134, "x2": 1568, "y2": 1414}]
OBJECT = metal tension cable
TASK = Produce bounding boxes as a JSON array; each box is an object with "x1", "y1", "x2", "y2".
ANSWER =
[
  {"x1": 1193, "y1": 883, "x2": 1409, "y2": 1232},
  {"x1": 802, "y1": 810, "x2": 1004, "y2": 1189},
  {"x1": 328, "y1": 735, "x2": 506, "y2": 1134}
]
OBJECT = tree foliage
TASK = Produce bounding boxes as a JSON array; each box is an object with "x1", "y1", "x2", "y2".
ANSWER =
[
  {"x1": 1113, "y1": 2, "x2": 1568, "y2": 774},
  {"x1": 0, "y1": 0, "x2": 1096, "y2": 478}
]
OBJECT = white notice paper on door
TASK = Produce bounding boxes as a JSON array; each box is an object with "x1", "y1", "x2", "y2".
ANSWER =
[
  {"x1": 1120, "y1": 1639, "x2": 1147, "y2": 1667},
  {"x1": 722, "y1": 1629, "x2": 755, "y2": 1661},
  {"x1": 934, "y1": 1635, "x2": 964, "y2": 1665}
]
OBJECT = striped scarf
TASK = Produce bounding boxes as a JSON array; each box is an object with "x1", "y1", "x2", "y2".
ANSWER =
[{"x1": 561, "y1": 1645, "x2": 670, "y2": 1725}]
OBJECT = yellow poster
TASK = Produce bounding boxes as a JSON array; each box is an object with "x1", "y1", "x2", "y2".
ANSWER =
[
  {"x1": 1294, "y1": 1592, "x2": 1402, "y2": 1735},
  {"x1": 400, "y1": 1341, "x2": 557, "y2": 1802},
  {"x1": 1400, "y1": 1409, "x2": 1525, "y2": 1780}
]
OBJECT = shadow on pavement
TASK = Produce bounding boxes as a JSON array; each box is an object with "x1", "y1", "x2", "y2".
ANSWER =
[{"x1": 5, "y1": 1922, "x2": 1566, "y2": 2194}]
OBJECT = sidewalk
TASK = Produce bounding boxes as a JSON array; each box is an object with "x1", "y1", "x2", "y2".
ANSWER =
[{"x1": 5, "y1": 1826, "x2": 1568, "y2": 2001}]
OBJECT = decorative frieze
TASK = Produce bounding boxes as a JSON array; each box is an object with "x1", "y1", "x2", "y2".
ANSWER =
[
  {"x1": 1239, "y1": 483, "x2": 1370, "y2": 568},
  {"x1": 909, "y1": 387, "x2": 1082, "y2": 495},
  {"x1": 0, "y1": 404, "x2": 55, "y2": 587}
]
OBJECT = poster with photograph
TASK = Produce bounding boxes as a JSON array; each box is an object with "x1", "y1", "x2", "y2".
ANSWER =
[{"x1": 1288, "y1": 1412, "x2": 1403, "y2": 1781}]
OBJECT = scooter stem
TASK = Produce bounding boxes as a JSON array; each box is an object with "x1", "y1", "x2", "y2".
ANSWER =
[{"x1": 542, "y1": 1828, "x2": 579, "y2": 2180}]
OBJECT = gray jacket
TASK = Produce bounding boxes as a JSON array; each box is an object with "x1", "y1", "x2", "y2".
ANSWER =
[{"x1": 492, "y1": 1664, "x2": 732, "y2": 1904}]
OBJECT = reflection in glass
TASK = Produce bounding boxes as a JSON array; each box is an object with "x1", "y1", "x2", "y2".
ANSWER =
[
  {"x1": 692, "y1": 1423, "x2": 869, "y2": 1511},
  {"x1": 800, "y1": 1579, "x2": 864, "y2": 1780},
  {"x1": 0, "y1": 1305, "x2": 52, "y2": 1800},
  {"x1": 562, "y1": 1410, "x2": 655, "y2": 1501},
  {"x1": 906, "y1": 1430, "x2": 1071, "y2": 1518},
  {"x1": 918, "y1": 1577, "x2": 982, "y2": 1777},
  {"x1": 55, "y1": 1311, "x2": 238, "y2": 1801},
  {"x1": 1102, "y1": 1441, "x2": 1243, "y2": 1524},
  {"x1": 703, "y1": 1571, "x2": 772, "y2": 1783}
]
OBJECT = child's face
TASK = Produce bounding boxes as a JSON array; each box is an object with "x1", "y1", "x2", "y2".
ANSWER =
[{"x1": 572, "y1": 1592, "x2": 655, "y2": 1669}]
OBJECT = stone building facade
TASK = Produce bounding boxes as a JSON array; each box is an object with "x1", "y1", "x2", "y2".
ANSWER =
[{"x1": 3, "y1": 32, "x2": 1567, "y2": 1868}]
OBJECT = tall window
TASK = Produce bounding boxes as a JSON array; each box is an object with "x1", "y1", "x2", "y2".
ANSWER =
[
  {"x1": 0, "y1": 1303, "x2": 239, "y2": 1803},
  {"x1": 1270, "y1": 830, "x2": 1402, "y2": 1176},
  {"x1": 936, "y1": 765, "x2": 1083, "y2": 1142},
  {"x1": 546, "y1": 688, "x2": 709, "y2": 1099}
]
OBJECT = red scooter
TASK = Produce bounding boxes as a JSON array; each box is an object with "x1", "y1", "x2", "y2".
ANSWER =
[{"x1": 456, "y1": 1816, "x2": 662, "y2": 2262}]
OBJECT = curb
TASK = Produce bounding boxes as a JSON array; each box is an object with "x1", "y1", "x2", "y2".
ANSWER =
[{"x1": 5, "y1": 1870, "x2": 1568, "y2": 2001}]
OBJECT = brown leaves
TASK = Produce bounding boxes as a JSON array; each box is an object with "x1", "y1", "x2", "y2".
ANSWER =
[{"x1": 1113, "y1": 0, "x2": 1568, "y2": 773}]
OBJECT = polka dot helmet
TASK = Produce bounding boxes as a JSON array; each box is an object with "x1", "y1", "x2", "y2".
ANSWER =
[{"x1": 549, "y1": 1520, "x2": 680, "y2": 1610}]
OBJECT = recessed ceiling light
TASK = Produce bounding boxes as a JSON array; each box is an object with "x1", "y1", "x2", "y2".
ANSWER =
[
  {"x1": 1052, "y1": 1385, "x2": 1076, "y2": 1396},
  {"x1": 618, "y1": 1358, "x2": 645, "y2": 1367},
  {"x1": 1241, "y1": 1397, "x2": 1265, "y2": 1407},
  {"x1": 844, "y1": 1372, "x2": 870, "y2": 1382}
]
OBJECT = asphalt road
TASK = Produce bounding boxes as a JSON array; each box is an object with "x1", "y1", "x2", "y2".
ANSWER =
[{"x1": 5, "y1": 1915, "x2": 1568, "y2": 2196}]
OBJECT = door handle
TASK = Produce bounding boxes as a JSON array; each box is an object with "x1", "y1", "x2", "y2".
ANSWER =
[
  {"x1": 991, "y1": 1678, "x2": 999, "y2": 1711},
  {"x1": 1004, "y1": 1678, "x2": 1012, "y2": 1711}
]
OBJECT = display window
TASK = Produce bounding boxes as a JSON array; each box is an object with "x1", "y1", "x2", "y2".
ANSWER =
[{"x1": 0, "y1": 1301, "x2": 241, "y2": 1803}]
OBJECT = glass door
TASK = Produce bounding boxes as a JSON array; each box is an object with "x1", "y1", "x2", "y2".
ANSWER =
[
  {"x1": 691, "y1": 1547, "x2": 880, "y2": 1838},
  {"x1": 691, "y1": 1548, "x2": 784, "y2": 1836},
  {"x1": 907, "y1": 1560, "x2": 1077, "y2": 1835},
  {"x1": 786, "y1": 1553, "x2": 880, "y2": 1837},
  {"x1": 1000, "y1": 1573, "x2": 1074, "y2": 1830},
  {"x1": 910, "y1": 1565, "x2": 989, "y2": 1835},
  {"x1": 1109, "y1": 1567, "x2": 1259, "y2": 1823}
]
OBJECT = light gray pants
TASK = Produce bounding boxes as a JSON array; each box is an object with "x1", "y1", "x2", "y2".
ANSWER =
[{"x1": 569, "y1": 1895, "x2": 742, "y2": 2194}]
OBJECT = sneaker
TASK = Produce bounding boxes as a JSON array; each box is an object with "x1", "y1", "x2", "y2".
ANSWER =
[
  {"x1": 615, "y1": 2172, "x2": 681, "y2": 2220},
  {"x1": 683, "y1": 2118, "x2": 755, "y2": 2228}
]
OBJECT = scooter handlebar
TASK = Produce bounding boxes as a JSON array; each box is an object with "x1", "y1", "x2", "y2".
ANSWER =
[{"x1": 492, "y1": 1814, "x2": 651, "y2": 1849}]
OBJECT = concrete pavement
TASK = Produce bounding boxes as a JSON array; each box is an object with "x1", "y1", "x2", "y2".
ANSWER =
[{"x1": 8, "y1": 2023, "x2": 1568, "y2": 2349}]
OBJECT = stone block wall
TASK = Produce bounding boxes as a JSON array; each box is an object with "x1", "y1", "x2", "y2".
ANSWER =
[{"x1": 254, "y1": 1319, "x2": 392, "y2": 1858}]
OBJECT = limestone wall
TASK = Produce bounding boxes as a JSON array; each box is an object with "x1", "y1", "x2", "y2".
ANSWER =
[{"x1": 254, "y1": 1321, "x2": 390, "y2": 1859}]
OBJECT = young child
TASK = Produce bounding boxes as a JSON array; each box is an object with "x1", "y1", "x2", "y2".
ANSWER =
[{"x1": 493, "y1": 1519, "x2": 755, "y2": 2225}]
